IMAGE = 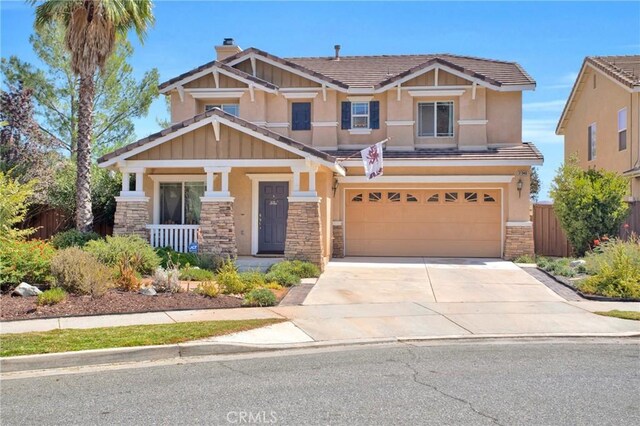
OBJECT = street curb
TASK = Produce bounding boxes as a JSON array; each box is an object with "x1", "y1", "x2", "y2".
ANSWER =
[{"x1": 2, "y1": 333, "x2": 639, "y2": 374}]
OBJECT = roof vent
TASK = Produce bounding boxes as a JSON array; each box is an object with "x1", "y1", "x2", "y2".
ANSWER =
[
  {"x1": 223, "y1": 38, "x2": 235, "y2": 46},
  {"x1": 334, "y1": 44, "x2": 341, "y2": 61}
]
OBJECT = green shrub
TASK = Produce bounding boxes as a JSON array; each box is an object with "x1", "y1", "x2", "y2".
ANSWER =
[
  {"x1": 179, "y1": 266, "x2": 215, "y2": 282},
  {"x1": 85, "y1": 235, "x2": 160, "y2": 275},
  {"x1": 155, "y1": 247, "x2": 223, "y2": 271},
  {"x1": 538, "y1": 257, "x2": 576, "y2": 278},
  {"x1": 195, "y1": 281, "x2": 221, "y2": 298},
  {"x1": 550, "y1": 157, "x2": 629, "y2": 255},
  {"x1": 0, "y1": 239, "x2": 55, "y2": 288},
  {"x1": 215, "y1": 259, "x2": 244, "y2": 294},
  {"x1": 268, "y1": 260, "x2": 320, "y2": 279},
  {"x1": 37, "y1": 288, "x2": 67, "y2": 306},
  {"x1": 243, "y1": 288, "x2": 277, "y2": 307},
  {"x1": 262, "y1": 282, "x2": 283, "y2": 290},
  {"x1": 50, "y1": 247, "x2": 112, "y2": 297},
  {"x1": 514, "y1": 254, "x2": 536, "y2": 263},
  {"x1": 51, "y1": 229, "x2": 101, "y2": 249},
  {"x1": 238, "y1": 270, "x2": 267, "y2": 292},
  {"x1": 579, "y1": 238, "x2": 640, "y2": 298},
  {"x1": 0, "y1": 172, "x2": 37, "y2": 243},
  {"x1": 265, "y1": 269, "x2": 300, "y2": 287},
  {"x1": 152, "y1": 265, "x2": 181, "y2": 293}
]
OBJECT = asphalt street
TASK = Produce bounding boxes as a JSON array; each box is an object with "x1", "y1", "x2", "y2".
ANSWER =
[{"x1": 2, "y1": 339, "x2": 639, "y2": 425}]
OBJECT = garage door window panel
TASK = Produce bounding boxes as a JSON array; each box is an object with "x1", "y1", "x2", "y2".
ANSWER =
[
  {"x1": 368, "y1": 192, "x2": 382, "y2": 202},
  {"x1": 387, "y1": 192, "x2": 401, "y2": 203},
  {"x1": 445, "y1": 192, "x2": 458, "y2": 202},
  {"x1": 427, "y1": 193, "x2": 440, "y2": 203}
]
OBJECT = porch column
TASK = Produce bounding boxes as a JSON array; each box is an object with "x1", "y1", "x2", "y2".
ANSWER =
[
  {"x1": 285, "y1": 164, "x2": 324, "y2": 270},
  {"x1": 504, "y1": 221, "x2": 534, "y2": 260},
  {"x1": 200, "y1": 167, "x2": 237, "y2": 258},
  {"x1": 114, "y1": 167, "x2": 149, "y2": 239}
]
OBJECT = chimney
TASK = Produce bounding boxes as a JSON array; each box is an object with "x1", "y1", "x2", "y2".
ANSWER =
[
  {"x1": 215, "y1": 38, "x2": 242, "y2": 61},
  {"x1": 334, "y1": 44, "x2": 341, "y2": 61}
]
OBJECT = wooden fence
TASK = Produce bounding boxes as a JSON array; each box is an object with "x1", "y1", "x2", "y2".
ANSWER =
[
  {"x1": 533, "y1": 201, "x2": 640, "y2": 257},
  {"x1": 22, "y1": 207, "x2": 113, "y2": 240}
]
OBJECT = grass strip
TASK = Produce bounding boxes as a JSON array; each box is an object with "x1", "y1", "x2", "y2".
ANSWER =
[
  {"x1": 594, "y1": 310, "x2": 640, "y2": 321},
  {"x1": 0, "y1": 318, "x2": 284, "y2": 357}
]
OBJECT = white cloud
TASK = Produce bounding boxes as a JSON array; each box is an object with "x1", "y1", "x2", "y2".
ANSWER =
[
  {"x1": 522, "y1": 119, "x2": 563, "y2": 144},
  {"x1": 523, "y1": 100, "x2": 566, "y2": 112}
]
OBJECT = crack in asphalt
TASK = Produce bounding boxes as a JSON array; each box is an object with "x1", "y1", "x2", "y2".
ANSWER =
[
  {"x1": 217, "y1": 361, "x2": 257, "y2": 379},
  {"x1": 400, "y1": 345, "x2": 504, "y2": 425}
]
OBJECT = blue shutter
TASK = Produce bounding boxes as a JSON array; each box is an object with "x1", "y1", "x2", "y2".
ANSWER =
[
  {"x1": 341, "y1": 102, "x2": 351, "y2": 129},
  {"x1": 370, "y1": 101, "x2": 380, "y2": 129},
  {"x1": 292, "y1": 102, "x2": 311, "y2": 131}
]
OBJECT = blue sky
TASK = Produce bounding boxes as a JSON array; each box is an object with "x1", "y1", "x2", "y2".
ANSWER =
[{"x1": 2, "y1": 1, "x2": 639, "y2": 199}]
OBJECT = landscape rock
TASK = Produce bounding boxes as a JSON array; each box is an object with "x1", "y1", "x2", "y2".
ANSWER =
[
  {"x1": 139, "y1": 287, "x2": 157, "y2": 296},
  {"x1": 12, "y1": 282, "x2": 43, "y2": 297},
  {"x1": 570, "y1": 260, "x2": 586, "y2": 268}
]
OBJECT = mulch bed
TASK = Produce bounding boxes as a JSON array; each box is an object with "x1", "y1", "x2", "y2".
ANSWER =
[{"x1": 0, "y1": 291, "x2": 244, "y2": 321}]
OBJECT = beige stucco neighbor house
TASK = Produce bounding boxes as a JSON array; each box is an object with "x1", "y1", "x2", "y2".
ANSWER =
[
  {"x1": 557, "y1": 55, "x2": 640, "y2": 198},
  {"x1": 98, "y1": 39, "x2": 543, "y2": 268}
]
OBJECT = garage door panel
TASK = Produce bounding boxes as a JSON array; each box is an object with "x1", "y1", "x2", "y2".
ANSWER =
[{"x1": 345, "y1": 188, "x2": 502, "y2": 257}]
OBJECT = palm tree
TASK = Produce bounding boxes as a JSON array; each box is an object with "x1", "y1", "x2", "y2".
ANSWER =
[{"x1": 31, "y1": 0, "x2": 154, "y2": 232}]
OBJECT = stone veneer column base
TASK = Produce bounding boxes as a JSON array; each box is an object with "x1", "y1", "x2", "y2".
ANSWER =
[
  {"x1": 285, "y1": 199, "x2": 324, "y2": 270},
  {"x1": 504, "y1": 223, "x2": 535, "y2": 260},
  {"x1": 199, "y1": 199, "x2": 237, "y2": 258},
  {"x1": 113, "y1": 197, "x2": 149, "y2": 239},
  {"x1": 332, "y1": 222, "x2": 344, "y2": 258}
]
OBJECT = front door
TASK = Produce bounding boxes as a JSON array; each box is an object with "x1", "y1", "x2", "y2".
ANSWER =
[{"x1": 258, "y1": 182, "x2": 289, "y2": 253}]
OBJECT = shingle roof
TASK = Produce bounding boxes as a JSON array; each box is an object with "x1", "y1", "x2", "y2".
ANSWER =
[
  {"x1": 286, "y1": 53, "x2": 535, "y2": 88},
  {"x1": 96, "y1": 108, "x2": 335, "y2": 165},
  {"x1": 326, "y1": 142, "x2": 543, "y2": 162},
  {"x1": 587, "y1": 55, "x2": 640, "y2": 88},
  {"x1": 159, "y1": 47, "x2": 535, "y2": 91}
]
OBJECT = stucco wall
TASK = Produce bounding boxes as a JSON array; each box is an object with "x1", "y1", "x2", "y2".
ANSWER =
[{"x1": 563, "y1": 67, "x2": 639, "y2": 187}]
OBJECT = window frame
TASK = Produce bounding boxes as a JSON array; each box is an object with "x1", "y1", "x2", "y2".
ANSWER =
[
  {"x1": 204, "y1": 103, "x2": 240, "y2": 116},
  {"x1": 417, "y1": 101, "x2": 455, "y2": 138},
  {"x1": 588, "y1": 122, "x2": 597, "y2": 161},
  {"x1": 152, "y1": 175, "x2": 207, "y2": 225},
  {"x1": 351, "y1": 102, "x2": 370, "y2": 129},
  {"x1": 618, "y1": 108, "x2": 627, "y2": 151}
]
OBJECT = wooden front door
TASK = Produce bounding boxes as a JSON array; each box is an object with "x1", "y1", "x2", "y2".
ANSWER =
[{"x1": 258, "y1": 182, "x2": 289, "y2": 253}]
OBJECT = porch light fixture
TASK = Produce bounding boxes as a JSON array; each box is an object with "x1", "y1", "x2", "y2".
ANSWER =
[
  {"x1": 517, "y1": 178, "x2": 523, "y2": 198},
  {"x1": 332, "y1": 176, "x2": 339, "y2": 196}
]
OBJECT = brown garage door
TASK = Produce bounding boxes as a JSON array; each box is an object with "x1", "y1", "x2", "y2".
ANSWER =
[{"x1": 345, "y1": 189, "x2": 502, "y2": 257}]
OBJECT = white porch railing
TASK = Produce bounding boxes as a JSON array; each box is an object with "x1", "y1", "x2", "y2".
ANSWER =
[{"x1": 146, "y1": 225, "x2": 200, "y2": 253}]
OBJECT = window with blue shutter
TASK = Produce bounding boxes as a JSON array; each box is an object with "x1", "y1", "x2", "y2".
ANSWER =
[
  {"x1": 370, "y1": 101, "x2": 380, "y2": 129},
  {"x1": 341, "y1": 101, "x2": 351, "y2": 129},
  {"x1": 291, "y1": 102, "x2": 311, "y2": 131}
]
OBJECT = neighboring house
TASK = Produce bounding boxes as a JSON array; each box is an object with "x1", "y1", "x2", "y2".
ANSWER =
[
  {"x1": 98, "y1": 39, "x2": 542, "y2": 267},
  {"x1": 557, "y1": 55, "x2": 640, "y2": 198}
]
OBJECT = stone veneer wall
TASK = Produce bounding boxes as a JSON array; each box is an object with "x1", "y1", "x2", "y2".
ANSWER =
[
  {"x1": 285, "y1": 201, "x2": 324, "y2": 269},
  {"x1": 332, "y1": 222, "x2": 344, "y2": 258},
  {"x1": 504, "y1": 224, "x2": 535, "y2": 259},
  {"x1": 113, "y1": 199, "x2": 149, "y2": 239},
  {"x1": 199, "y1": 200, "x2": 237, "y2": 258}
]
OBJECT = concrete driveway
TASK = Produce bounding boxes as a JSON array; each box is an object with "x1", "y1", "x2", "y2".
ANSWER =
[
  {"x1": 271, "y1": 257, "x2": 640, "y2": 341},
  {"x1": 304, "y1": 257, "x2": 562, "y2": 305}
]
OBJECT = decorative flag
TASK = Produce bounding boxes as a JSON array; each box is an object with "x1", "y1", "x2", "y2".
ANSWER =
[{"x1": 360, "y1": 142, "x2": 384, "y2": 180}]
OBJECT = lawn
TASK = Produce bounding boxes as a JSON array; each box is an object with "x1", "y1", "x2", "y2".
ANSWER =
[
  {"x1": 594, "y1": 310, "x2": 640, "y2": 321},
  {"x1": 0, "y1": 318, "x2": 284, "y2": 357}
]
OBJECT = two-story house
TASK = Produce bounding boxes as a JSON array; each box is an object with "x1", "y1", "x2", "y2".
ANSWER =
[
  {"x1": 557, "y1": 55, "x2": 640, "y2": 198},
  {"x1": 98, "y1": 39, "x2": 542, "y2": 268}
]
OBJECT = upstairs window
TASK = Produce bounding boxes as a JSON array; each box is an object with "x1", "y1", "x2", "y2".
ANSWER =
[
  {"x1": 418, "y1": 101, "x2": 454, "y2": 137},
  {"x1": 588, "y1": 123, "x2": 597, "y2": 161},
  {"x1": 351, "y1": 102, "x2": 369, "y2": 129},
  {"x1": 205, "y1": 104, "x2": 239, "y2": 116},
  {"x1": 618, "y1": 108, "x2": 627, "y2": 151},
  {"x1": 291, "y1": 102, "x2": 311, "y2": 131}
]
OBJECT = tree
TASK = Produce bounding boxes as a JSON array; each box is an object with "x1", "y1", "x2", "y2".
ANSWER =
[
  {"x1": 530, "y1": 167, "x2": 541, "y2": 201},
  {"x1": 0, "y1": 83, "x2": 63, "y2": 204},
  {"x1": 30, "y1": 0, "x2": 154, "y2": 232},
  {"x1": 0, "y1": 172, "x2": 37, "y2": 243},
  {"x1": 550, "y1": 158, "x2": 629, "y2": 255},
  {"x1": 1, "y1": 21, "x2": 159, "y2": 159}
]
